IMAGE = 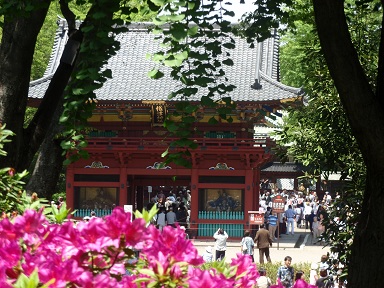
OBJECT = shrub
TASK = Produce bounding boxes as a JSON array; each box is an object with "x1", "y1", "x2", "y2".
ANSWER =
[{"x1": 0, "y1": 206, "x2": 263, "y2": 287}]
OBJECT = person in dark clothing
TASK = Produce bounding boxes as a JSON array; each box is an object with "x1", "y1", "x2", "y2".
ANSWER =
[
  {"x1": 309, "y1": 211, "x2": 316, "y2": 233},
  {"x1": 176, "y1": 206, "x2": 188, "y2": 228},
  {"x1": 315, "y1": 269, "x2": 334, "y2": 287},
  {"x1": 264, "y1": 207, "x2": 271, "y2": 230}
]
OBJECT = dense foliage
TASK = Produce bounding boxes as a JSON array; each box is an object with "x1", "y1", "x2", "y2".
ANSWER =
[
  {"x1": 270, "y1": 0, "x2": 381, "y2": 279},
  {"x1": 0, "y1": 125, "x2": 28, "y2": 214}
]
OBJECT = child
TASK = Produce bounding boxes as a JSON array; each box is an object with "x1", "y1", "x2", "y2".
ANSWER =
[
  {"x1": 256, "y1": 268, "x2": 272, "y2": 288},
  {"x1": 292, "y1": 270, "x2": 316, "y2": 288},
  {"x1": 202, "y1": 246, "x2": 213, "y2": 263},
  {"x1": 309, "y1": 262, "x2": 319, "y2": 285}
]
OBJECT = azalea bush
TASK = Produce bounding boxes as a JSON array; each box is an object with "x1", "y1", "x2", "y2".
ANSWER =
[
  {"x1": 0, "y1": 124, "x2": 62, "y2": 222},
  {"x1": 0, "y1": 206, "x2": 260, "y2": 287}
]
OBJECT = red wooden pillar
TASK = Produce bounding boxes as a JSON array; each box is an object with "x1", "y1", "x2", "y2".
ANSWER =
[
  {"x1": 66, "y1": 167, "x2": 74, "y2": 211},
  {"x1": 244, "y1": 168, "x2": 254, "y2": 213},
  {"x1": 190, "y1": 167, "x2": 199, "y2": 238},
  {"x1": 254, "y1": 165, "x2": 261, "y2": 210},
  {"x1": 119, "y1": 167, "x2": 127, "y2": 206}
]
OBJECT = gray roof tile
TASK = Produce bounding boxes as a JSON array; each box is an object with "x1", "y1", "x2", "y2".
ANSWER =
[
  {"x1": 29, "y1": 21, "x2": 303, "y2": 103},
  {"x1": 261, "y1": 162, "x2": 307, "y2": 173}
]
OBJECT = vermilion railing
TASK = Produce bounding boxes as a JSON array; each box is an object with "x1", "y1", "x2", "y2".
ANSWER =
[{"x1": 85, "y1": 137, "x2": 272, "y2": 150}]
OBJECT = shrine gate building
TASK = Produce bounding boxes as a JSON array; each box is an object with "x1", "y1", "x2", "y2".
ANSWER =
[{"x1": 28, "y1": 20, "x2": 304, "y2": 238}]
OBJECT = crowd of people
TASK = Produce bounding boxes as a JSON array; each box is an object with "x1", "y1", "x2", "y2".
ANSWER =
[
  {"x1": 202, "y1": 237, "x2": 343, "y2": 288},
  {"x1": 251, "y1": 254, "x2": 343, "y2": 287},
  {"x1": 147, "y1": 189, "x2": 192, "y2": 230},
  {"x1": 199, "y1": 187, "x2": 344, "y2": 287},
  {"x1": 259, "y1": 189, "x2": 331, "y2": 244}
]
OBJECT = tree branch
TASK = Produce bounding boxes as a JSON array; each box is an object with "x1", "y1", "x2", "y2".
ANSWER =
[{"x1": 60, "y1": 0, "x2": 77, "y2": 36}]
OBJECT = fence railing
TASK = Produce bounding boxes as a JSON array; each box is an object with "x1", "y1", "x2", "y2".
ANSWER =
[
  {"x1": 73, "y1": 209, "x2": 113, "y2": 218},
  {"x1": 72, "y1": 209, "x2": 247, "y2": 238},
  {"x1": 198, "y1": 211, "x2": 244, "y2": 220},
  {"x1": 86, "y1": 137, "x2": 271, "y2": 150},
  {"x1": 197, "y1": 223, "x2": 244, "y2": 238}
]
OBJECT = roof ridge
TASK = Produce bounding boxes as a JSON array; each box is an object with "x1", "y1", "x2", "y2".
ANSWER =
[
  {"x1": 30, "y1": 74, "x2": 54, "y2": 87},
  {"x1": 43, "y1": 17, "x2": 68, "y2": 77}
]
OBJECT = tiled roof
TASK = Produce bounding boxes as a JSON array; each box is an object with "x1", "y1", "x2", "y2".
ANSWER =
[
  {"x1": 261, "y1": 162, "x2": 307, "y2": 173},
  {"x1": 29, "y1": 20, "x2": 304, "y2": 103}
]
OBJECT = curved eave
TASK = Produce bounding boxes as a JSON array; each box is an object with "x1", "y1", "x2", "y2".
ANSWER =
[
  {"x1": 260, "y1": 71, "x2": 305, "y2": 98},
  {"x1": 28, "y1": 74, "x2": 53, "y2": 100}
]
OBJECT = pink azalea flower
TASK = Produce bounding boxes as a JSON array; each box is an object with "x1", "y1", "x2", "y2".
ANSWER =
[
  {"x1": 293, "y1": 279, "x2": 317, "y2": 288},
  {"x1": 0, "y1": 217, "x2": 20, "y2": 240},
  {"x1": 188, "y1": 267, "x2": 235, "y2": 288},
  {"x1": 119, "y1": 275, "x2": 142, "y2": 287},
  {"x1": 230, "y1": 254, "x2": 259, "y2": 287},
  {"x1": 143, "y1": 226, "x2": 203, "y2": 266},
  {"x1": 103, "y1": 207, "x2": 133, "y2": 239},
  {"x1": 170, "y1": 263, "x2": 183, "y2": 279},
  {"x1": 0, "y1": 207, "x2": 264, "y2": 287},
  {"x1": 13, "y1": 209, "x2": 47, "y2": 235}
]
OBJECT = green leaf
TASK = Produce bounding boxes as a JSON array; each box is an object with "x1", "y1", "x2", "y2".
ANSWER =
[
  {"x1": 164, "y1": 121, "x2": 179, "y2": 132},
  {"x1": 208, "y1": 117, "x2": 219, "y2": 124},
  {"x1": 188, "y1": 25, "x2": 199, "y2": 36},
  {"x1": 147, "y1": 0, "x2": 162, "y2": 11},
  {"x1": 81, "y1": 25, "x2": 94, "y2": 33},
  {"x1": 164, "y1": 55, "x2": 183, "y2": 67},
  {"x1": 201, "y1": 96, "x2": 216, "y2": 107},
  {"x1": 222, "y1": 58, "x2": 234, "y2": 66},
  {"x1": 173, "y1": 138, "x2": 195, "y2": 147},
  {"x1": 152, "y1": 52, "x2": 165, "y2": 62},
  {"x1": 172, "y1": 156, "x2": 192, "y2": 168},
  {"x1": 161, "y1": 148, "x2": 169, "y2": 157},
  {"x1": 222, "y1": 42, "x2": 236, "y2": 49},
  {"x1": 148, "y1": 69, "x2": 164, "y2": 79},
  {"x1": 168, "y1": 14, "x2": 185, "y2": 22},
  {"x1": 170, "y1": 24, "x2": 188, "y2": 40},
  {"x1": 194, "y1": 76, "x2": 214, "y2": 87}
]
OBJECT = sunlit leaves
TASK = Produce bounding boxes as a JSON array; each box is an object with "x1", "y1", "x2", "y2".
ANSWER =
[
  {"x1": 60, "y1": 0, "x2": 140, "y2": 165},
  {"x1": 270, "y1": 0, "x2": 380, "y2": 278},
  {"x1": 148, "y1": 69, "x2": 165, "y2": 79},
  {"x1": 147, "y1": 0, "x2": 238, "y2": 166}
]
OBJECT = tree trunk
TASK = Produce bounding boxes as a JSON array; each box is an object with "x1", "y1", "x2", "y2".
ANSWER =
[
  {"x1": 26, "y1": 138, "x2": 65, "y2": 200},
  {"x1": 26, "y1": 99, "x2": 65, "y2": 200},
  {"x1": 0, "y1": 1, "x2": 50, "y2": 168},
  {"x1": 312, "y1": 0, "x2": 384, "y2": 286},
  {"x1": 0, "y1": 7, "x2": 83, "y2": 172}
]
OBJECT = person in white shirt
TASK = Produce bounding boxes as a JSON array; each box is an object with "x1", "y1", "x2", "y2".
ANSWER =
[
  {"x1": 303, "y1": 202, "x2": 313, "y2": 230},
  {"x1": 202, "y1": 246, "x2": 213, "y2": 262},
  {"x1": 294, "y1": 205, "x2": 303, "y2": 228},
  {"x1": 309, "y1": 262, "x2": 319, "y2": 285},
  {"x1": 325, "y1": 191, "x2": 332, "y2": 205},
  {"x1": 213, "y1": 228, "x2": 228, "y2": 261},
  {"x1": 256, "y1": 268, "x2": 272, "y2": 288}
]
